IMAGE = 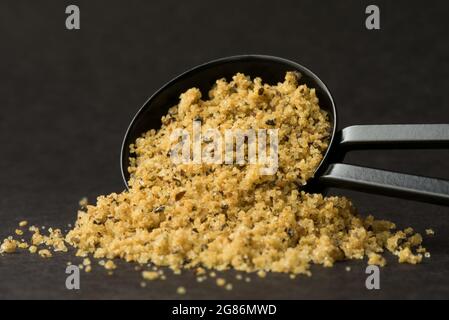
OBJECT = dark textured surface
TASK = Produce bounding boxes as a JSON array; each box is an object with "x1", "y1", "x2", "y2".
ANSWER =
[{"x1": 0, "y1": 0, "x2": 448, "y2": 299}]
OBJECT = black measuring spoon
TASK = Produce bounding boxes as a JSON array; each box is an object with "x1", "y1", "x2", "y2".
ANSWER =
[{"x1": 121, "y1": 55, "x2": 449, "y2": 205}]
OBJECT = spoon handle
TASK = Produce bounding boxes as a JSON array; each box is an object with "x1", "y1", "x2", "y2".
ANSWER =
[
  {"x1": 338, "y1": 124, "x2": 449, "y2": 149},
  {"x1": 319, "y1": 163, "x2": 449, "y2": 206}
]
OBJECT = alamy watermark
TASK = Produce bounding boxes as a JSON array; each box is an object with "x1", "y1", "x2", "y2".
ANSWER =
[
  {"x1": 169, "y1": 120, "x2": 279, "y2": 175},
  {"x1": 365, "y1": 5, "x2": 380, "y2": 30},
  {"x1": 64, "y1": 5, "x2": 380, "y2": 31},
  {"x1": 365, "y1": 265, "x2": 380, "y2": 290},
  {"x1": 65, "y1": 265, "x2": 80, "y2": 290},
  {"x1": 65, "y1": 5, "x2": 80, "y2": 30}
]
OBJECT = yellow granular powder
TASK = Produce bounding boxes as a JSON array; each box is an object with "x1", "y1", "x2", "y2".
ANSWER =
[
  {"x1": 0, "y1": 238, "x2": 18, "y2": 254},
  {"x1": 104, "y1": 260, "x2": 117, "y2": 270},
  {"x1": 142, "y1": 271, "x2": 160, "y2": 281},
  {"x1": 176, "y1": 286, "x2": 186, "y2": 295},
  {"x1": 38, "y1": 249, "x2": 52, "y2": 258},
  {"x1": 19, "y1": 220, "x2": 28, "y2": 227},
  {"x1": 28, "y1": 245, "x2": 37, "y2": 254},
  {"x1": 1, "y1": 72, "x2": 425, "y2": 276},
  {"x1": 216, "y1": 278, "x2": 226, "y2": 286}
]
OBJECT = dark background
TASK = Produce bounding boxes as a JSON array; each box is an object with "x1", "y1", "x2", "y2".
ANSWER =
[{"x1": 0, "y1": 0, "x2": 448, "y2": 299}]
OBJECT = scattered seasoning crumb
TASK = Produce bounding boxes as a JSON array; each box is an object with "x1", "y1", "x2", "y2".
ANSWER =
[
  {"x1": 19, "y1": 221, "x2": 28, "y2": 227},
  {"x1": 345, "y1": 266, "x2": 351, "y2": 272},
  {"x1": 245, "y1": 277, "x2": 251, "y2": 283},
  {"x1": 398, "y1": 247, "x2": 422, "y2": 264},
  {"x1": 416, "y1": 246, "x2": 426, "y2": 254},
  {"x1": 368, "y1": 253, "x2": 386, "y2": 267},
  {"x1": 15, "y1": 229, "x2": 23, "y2": 236},
  {"x1": 67, "y1": 261, "x2": 72, "y2": 266},
  {"x1": 85, "y1": 265, "x2": 92, "y2": 272},
  {"x1": 98, "y1": 260, "x2": 105, "y2": 266},
  {"x1": 216, "y1": 278, "x2": 226, "y2": 287},
  {"x1": 257, "y1": 270, "x2": 267, "y2": 278},
  {"x1": 79, "y1": 197, "x2": 88, "y2": 208},
  {"x1": 142, "y1": 271, "x2": 160, "y2": 281},
  {"x1": 104, "y1": 260, "x2": 116, "y2": 270},
  {"x1": 425, "y1": 229, "x2": 435, "y2": 236},
  {"x1": 83, "y1": 258, "x2": 91, "y2": 266},
  {"x1": 424, "y1": 252, "x2": 431, "y2": 258},
  {"x1": 38, "y1": 249, "x2": 52, "y2": 258},
  {"x1": 289, "y1": 274, "x2": 296, "y2": 279},
  {"x1": 235, "y1": 274, "x2": 243, "y2": 280},
  {"x1": 29, "y1": 245, "x2": 37, "y2": 254},
  {"x1": 225, "y1": 283, "x2": 233, "y2": 291},
  {"x1": 0, "y1": 239, "x2": 17, "y2": 253},
  {"x1": 209, "y1": 272, "x2": 216, "y2": 278},
  {"x1": 177, "y1": 286, "x2": 186, "y2": 295},
  {"x1": 140, "y1": 281, "x2": 147, "y2": 288},
  {"x1": 196, "y1": 267, "x2": 206, "y2": 275},
  {"x1": 18, "y1": 242, "x2": 28, "y2": 249}
]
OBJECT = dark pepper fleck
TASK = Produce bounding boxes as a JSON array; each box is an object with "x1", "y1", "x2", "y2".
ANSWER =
[
  {"x1": 265, "y1": 119, "x2": 276, "y2": 126},
  {"x1": 175, "y1": 190, "x2": 186, "y2": 201}
]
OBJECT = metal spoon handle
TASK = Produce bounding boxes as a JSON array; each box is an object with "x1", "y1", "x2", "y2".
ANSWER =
[
  {"x1": 319, "y1": 163, "x2": 449, "y2": 205},
  {"x1": 338, "y1": 124, "x2": 449, "y2": 149}
]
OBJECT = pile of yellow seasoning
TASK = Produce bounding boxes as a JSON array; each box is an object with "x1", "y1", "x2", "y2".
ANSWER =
[{"x1": 1, "y1": 72, "x2": 427, "y2": 277}]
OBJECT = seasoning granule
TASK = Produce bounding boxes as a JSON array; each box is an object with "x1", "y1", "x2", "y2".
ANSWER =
[
  {"x1": 104, "y1": 260, "x2": 116, "y2": 270},
  {"x1": 142, "y1": 271, "x2": 160, "y2": 281},
  {"x1": 177, "y1": 286, "x2": 186, "y2": 295},
  {"x1": 216, "y1": 278, "x2": 226, "y2": 286},
  {"x1": 38, "y1": 249, "x2": 52, "y2": 258},
  {"x1": 0, "y1": 239, "x2": 17, "y2": 254}
]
